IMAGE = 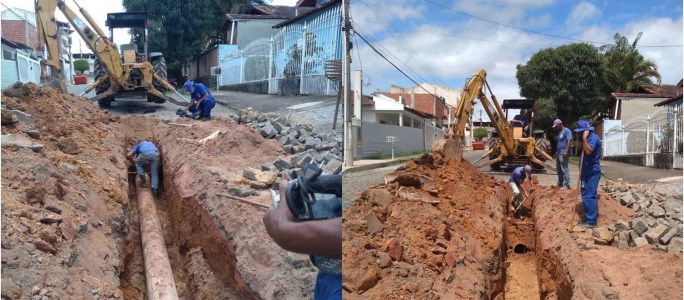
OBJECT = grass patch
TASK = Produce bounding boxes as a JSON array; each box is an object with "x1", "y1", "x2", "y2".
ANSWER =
[{"x1": 369, "y1": 150, "x2": 427, "y2": 160}]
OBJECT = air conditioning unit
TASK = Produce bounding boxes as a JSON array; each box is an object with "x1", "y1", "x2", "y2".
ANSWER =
[{"x1": 210, "y1": 66, "x2": 221, "y2": 76}]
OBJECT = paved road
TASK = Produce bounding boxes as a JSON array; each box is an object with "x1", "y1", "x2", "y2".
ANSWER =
[
  {"x1": 342, "y1": 165, "x2": 400, "y2": 211},
  {"x1": 213, "y1": 91, "x2": 336, "y2": 113}
]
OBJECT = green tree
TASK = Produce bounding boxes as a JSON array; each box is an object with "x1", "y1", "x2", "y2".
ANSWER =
[
  {"x1": 73, "y1": 59, "x2": 90, "y2": 74},
  {"x1": 600, "y1": 32, "x2": 662, "y2": 92},
  {"x1": 516, "y1": 43, "x2": 605, "y2": 134},
  {"x1": 473, "y1": 127, "x2": 488, "y2": 140},
  {"x1": 122, "y1": 0, "x2": 265, "y2": 80}
]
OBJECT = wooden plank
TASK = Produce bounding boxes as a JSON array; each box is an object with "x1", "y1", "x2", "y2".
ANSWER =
[{"x1": 217, "y1": 193, "x2": 271, "y2": 209}]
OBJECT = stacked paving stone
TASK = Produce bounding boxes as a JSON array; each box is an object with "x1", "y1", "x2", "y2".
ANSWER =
[
  {"x1": 596, "y1": 179, "x2": 683, "y2": 253},
  {"x1": 230, "y1": 108, "x2": 343, "y2": 194}
]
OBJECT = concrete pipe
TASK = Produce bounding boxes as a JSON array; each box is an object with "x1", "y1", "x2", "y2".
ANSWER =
[{"x1": 136, "y1": 175, "x2": 179, "y2": 300}]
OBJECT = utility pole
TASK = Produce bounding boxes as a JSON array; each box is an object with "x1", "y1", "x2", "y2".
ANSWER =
[{"x1": 342, "y1": 0, "x2": 353, "y2": 167}]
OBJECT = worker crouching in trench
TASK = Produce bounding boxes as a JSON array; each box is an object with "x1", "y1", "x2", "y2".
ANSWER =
[{"x1": 127, "y1": 140, "x2": 161, "y2": 198}]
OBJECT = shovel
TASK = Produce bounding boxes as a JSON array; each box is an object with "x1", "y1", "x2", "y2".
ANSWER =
[
  {"x1": 567, "y1": 153, "x2": 585, "y2": 232},
  {"x1": 513, "y1": 190, "x2": 534, "y2": 214}
]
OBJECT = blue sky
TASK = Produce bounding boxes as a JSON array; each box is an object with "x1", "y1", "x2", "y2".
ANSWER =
[{"x1": 349, "y1": 0, "x2": 683, "y2": 121}]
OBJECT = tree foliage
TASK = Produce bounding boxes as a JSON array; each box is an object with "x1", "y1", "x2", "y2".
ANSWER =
[
  {"x1": 600, "y1": 32, "x2": 662, "y2": 93},
  {"x1": 473, "y1": 127, "x2": 488, "y2": 140},
  {"x1": 122, "y1": 0, "x2": 265, "y2": 80},
  {"x1": 73, "y1": 59, "x2": 90, "y2": 73},
  {"x1": 516, "y1": 43, "x2": 605, "y2": 135}
]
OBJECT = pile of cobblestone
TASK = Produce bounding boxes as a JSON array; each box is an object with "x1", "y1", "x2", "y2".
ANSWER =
[
  {"x1": 229, "y1": 108, "x2": 343, "y2": 195},
  {"x1": 594, "y1": 179, "x2": 683, "y2": 252}
]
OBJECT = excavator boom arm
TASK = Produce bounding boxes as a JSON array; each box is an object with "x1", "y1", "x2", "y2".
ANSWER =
[
  {"x1": 448, "y1": 70, "x2": 515, "y2": 155},
  {"x1": 35, "y1": 0, "x2": 124, "y2": 88}
]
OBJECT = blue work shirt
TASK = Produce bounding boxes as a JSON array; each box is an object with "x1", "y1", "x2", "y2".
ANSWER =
[
  {"x1": 513, "y1": 115, "x2": 528, "y2": 128},
  {"x1": 556, "y1": 127, "x2": 572, "y2": 155},
  {"x1": 191, "y1": 83, "x2": 215, "y2": 102},
  {"x1": 581, "y1": 133, "x2": 602, "y2": 176},
  {"x1": 131, "y1": 141, "x2": 158, "y2": 155},
  {"x1": 509, "y1": 166, "x2": 527, "y2": 184}
]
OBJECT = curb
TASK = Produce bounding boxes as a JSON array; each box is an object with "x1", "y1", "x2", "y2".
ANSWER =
[
  {"x1": 287, "y1": 101, "x2": 334, "y2": 112},
  {"x1": 341, "y1": 155, "x2": 422, "y2": 175}
]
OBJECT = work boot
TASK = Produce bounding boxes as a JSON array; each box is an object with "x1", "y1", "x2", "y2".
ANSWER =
[
  {"x1": 578, "y1": 222, "x2": 596, "y2": 229},
  {"x1": 139, "y1": 175, "x2": 147, "y2": 188},
  {"x1": 201, "y1": 115, "x2": 211, "y2": 121}
]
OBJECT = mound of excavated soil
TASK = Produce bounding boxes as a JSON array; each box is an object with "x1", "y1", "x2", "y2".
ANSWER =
[
  {"x1": 2, "y1": 83, "x2": 130, "y2": 299},
  {"x1": 342, "y1": 154, "x2": 509, "y2": 299},
  {"x1": 1, "y1": 83, "x2": 324, "y2": 300},
  {"x1": 533, "y1": 188, "x2": 683, "y2": 300}
]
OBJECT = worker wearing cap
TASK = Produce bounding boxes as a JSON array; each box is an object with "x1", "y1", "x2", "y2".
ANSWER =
[
  {"x1": 575, "y1": 119, "x2": 602, "y2": 229},
  {"x1": 127, "y1": 140, "x2": 160, "y2": 198},
  {"x1": 183, "y1": 81, "x2": 216, "y2": 121},
  {"x1": 553, "y1": 119, "x2": 572, "y2": 189},
  {"x1": 509, "y1": 165, "x2": 534, "y2": 212}
]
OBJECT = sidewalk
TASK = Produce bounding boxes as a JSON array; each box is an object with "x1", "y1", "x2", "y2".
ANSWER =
[
  {"x1": 342, "y1": 155, "x2": 421, "y2": 174},
  {"x1": 600, "y1": 160, "x2": 683, "y2": 184}
]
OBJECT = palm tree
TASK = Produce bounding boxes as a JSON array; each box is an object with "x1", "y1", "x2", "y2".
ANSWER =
[{"x1": 600, "y1": 32, "x2": 662, "y2": 93}]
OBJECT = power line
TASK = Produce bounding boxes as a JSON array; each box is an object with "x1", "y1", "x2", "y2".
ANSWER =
[
  {"x1": 353, "y1": 22, "x2": 435, "y2": 90},
  {"x1": 354, "y1": 30, "x2": 432, "y2": 96},
  {"x1": 423, "y1": 0, "x2": 683, "y2": 48},
  {"x1": 364, "y1": 0, "x2": 444, "y2": 85}
]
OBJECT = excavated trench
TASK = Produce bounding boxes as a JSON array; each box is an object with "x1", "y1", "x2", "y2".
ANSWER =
[
  {"x1": 495, "y1": 190, "x2": 573, "y2": 300},
  {"x1": 117, "y1": 139, "x2": 245, "y2": 299}
]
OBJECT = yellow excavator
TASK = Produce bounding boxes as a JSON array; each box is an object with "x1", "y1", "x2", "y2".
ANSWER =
[
  {"x1": 35, "y1": 0, "x2": 189, "y2": 107},
  {"x1": 432, "y1": 70, "x2": 556, "y2": 171}
]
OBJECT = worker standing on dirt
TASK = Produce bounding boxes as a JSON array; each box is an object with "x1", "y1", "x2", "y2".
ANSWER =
[
  {"x1": 127, "y1": 140, "x2": 161, "y2": 198},
  {"x1": 512, "y1": 109, "x2": 530, "y2": 137},
  {"x1": 575, "y1": 119, "x2": 602, "y2": 228},
  {"x1": 553, "y1": 119, "x2": 572, "y2": 189},
  {"x1": 183, "y1": 81, "x2": 216, "y2": 121},
  {"x1": 509, "y1": 165, "x2": 534, "y2": 212},
  {"x1": 263, "y1": 180, "x2": 342, "y2": 299}
]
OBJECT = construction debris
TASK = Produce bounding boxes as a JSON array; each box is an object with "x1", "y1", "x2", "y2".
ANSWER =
[{"x1": 235, "y1": 108, "x2": 343, "y2": 189}]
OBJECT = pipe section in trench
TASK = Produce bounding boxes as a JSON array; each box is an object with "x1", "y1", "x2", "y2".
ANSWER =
[{"x1": 136, "y1": 175, "x2": 180, "y2": 300}]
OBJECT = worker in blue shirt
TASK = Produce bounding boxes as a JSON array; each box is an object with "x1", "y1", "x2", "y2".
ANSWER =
[
  {"x1": 127, "y1": 140, "x2": 161, "y2": 198},
  {"x1": 575, "y1": 119, "x2": 602, "y2": 228},
  {"x1": 512, "y1": 109, "x2": 530, "y2": 137},
  {"x1": 509, "y1": 165, "x2": 534, "y2": 212},
  {"x1": 553, "y1": 119, "x2": 573, "y2": 188},
  {"x1": 184, "y1": 81, "x2": 216, "y2": 121}
]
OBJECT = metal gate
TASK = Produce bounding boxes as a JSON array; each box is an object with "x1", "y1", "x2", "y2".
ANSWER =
[{"x1": 16, "y1": 53, "x2": 41, "y2": 84}]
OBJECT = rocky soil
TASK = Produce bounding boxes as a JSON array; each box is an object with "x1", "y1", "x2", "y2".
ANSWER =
[{"x1": 0, "y1": 82, "x2": 325, "y2": 300}]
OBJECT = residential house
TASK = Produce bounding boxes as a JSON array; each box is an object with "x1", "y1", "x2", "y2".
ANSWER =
[
  {"x1": 1, "y1": 8, "x2": 74, "y2": 85},
  {"x1": 355, "y1": 93, "x2": 434, "y2": 128},
  {"x1": 185, "y1": 5, "x2": 309, "y2": 81},
  {"x1": 1, "y1": 8, "x2": 39, "y2": 51},
  {"x1": 598, "y1": 82, "x2": 683, "y2": 140},
  {"x1": 1, "y1": 38, "x2": 39, "y2": 89},
  {"x1": 654, "y1": 79, "x2": 684, "y2": 114},
  {"x1": 378, "y1": 92, "x2": 448, "y2": 127}
]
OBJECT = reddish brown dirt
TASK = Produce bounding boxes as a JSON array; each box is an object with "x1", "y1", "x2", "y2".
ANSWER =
[
  {"x1": 533, "y1": 188, "x2": 683, "y2": 300},
  {"x1": 1, "y1": 83, "x2": 129, "y2": 299},
  {"x1": 342, "y1": 154, "x2": 509, "y2": 299},
  {"x1": 2, "y1": 83, "x2": 322, "y2": 300},
  {"x1": 139, "y1": 116, "x2": 319, "y2": 299}
]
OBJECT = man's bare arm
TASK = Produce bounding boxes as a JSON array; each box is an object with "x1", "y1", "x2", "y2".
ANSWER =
[
  {"x1": 268, "y1": 218, "x2": 342, "y2": 259},
  {"x1": 583, "y1": 136, "x2": 594, "y2": 155}
]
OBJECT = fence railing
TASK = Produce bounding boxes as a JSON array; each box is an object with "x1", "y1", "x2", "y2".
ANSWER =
[
  {"x1": 603, "y1": 107, "x2": 683, "y2": 169},
  {"x1": 219, "y1": 4, "x2": 341, "y2": 96}
]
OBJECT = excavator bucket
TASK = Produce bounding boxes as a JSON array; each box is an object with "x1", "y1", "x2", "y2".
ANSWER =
[
  {"x1": 432, "y1": 138, "x2": 463, "y2": 160},
  {"x1": 40, "y1": 76, "x2": 67, "y2": 94}
]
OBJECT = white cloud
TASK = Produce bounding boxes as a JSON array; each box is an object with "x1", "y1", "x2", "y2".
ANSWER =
[
  {"x1": 527, "y1": 13, "x2": 552, "y2": 27},
  {"x1": 575, "y1": 16, "x2": 683, "y2": 84},
  {"x1": 351, "y1": 0, "x2": 426, "y2": 36},
  {"x1": 565, "y1": 1, "x2": 601, "y2": 30}
]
